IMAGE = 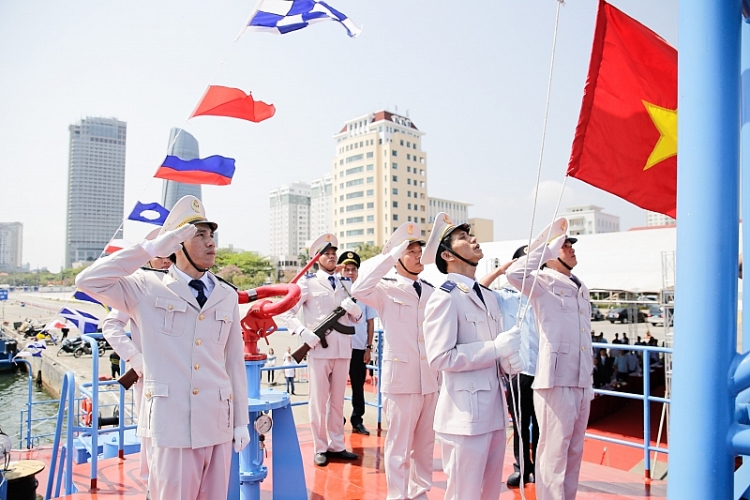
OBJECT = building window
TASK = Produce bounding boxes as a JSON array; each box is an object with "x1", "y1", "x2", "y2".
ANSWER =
[
  {"x1": 407, "y1": 154, "x2": 411, "y2": 160},
  {"x1": 392, "y1": 162, "x2": 398, "y2": 169},
  {"x1": 367, "y1": 228, "x2": 374, "y2": 234},
  {"x1": 347, "y1": 216, "x2": 364, "y2": 224},
  {"x1": 392, "y1": 175, "x2": 398, "y2": 182},
  {"x1": 340, "y1": 219, "x2": 344, "y2": 225},
  {"x1": 367, "y1": 202, "x2": 374, "y2": 209},
  {"x1": 400, "y1": 140, "x2": 404, "y2": 146},
  {"x1": 339, "y1": 195, "x2": 344, "y2": 201},
  {"x1": 339, "y1": 183, "x2": 344, "y2": 189},
  {"x1": 346, "y1": 204, "x2": 364, "y2": 211},
  {"x1": 366, "y1": 189, "x2": 374, "y2": 196},
  {"x1": 340, "y1": 231, "x2": 344, "y2": 237},
  {"x1": 346, "y1": 166, "x2": 364, "y2": 175},
  {"x1": 346, "y1": 178, "x2": 363, "y2": 187},
  {"x1": 392, "y1": 150, "x2": 397, "y2": 157},
  {"x1": 339, "y1": 207, "x2": 344, "y2": 213},
  {"x1": 408, "y1": 216, "x2": 412, "y2": 222},
  {"x1": 420, "y1": 205, "x2": 425, "y2": 211},
  {"x1": 421, "y1": 218, "x2": 425, "y2": 223},
  {"x1": 366, "y1": 164, "x2": 374, "y2": 171},
  {"x1": 367, "y1": 215, "x2": 374, "y2": 222},
  {"x1": 407, "y1": 166, "x2": 411, "y2": 173},
  {"x1": 339, "y1": 160, "x2": 343, "y2": 165},
  {"x1": 366, "y1": 152, "x2": 373, "y2": 158},
  {"x1": 407, "y1": 179, "x2": 411, "y2": 185},
  {"x1": 413, "y1": 143, "x2": 417, "y2": 149},
  {"x1": 407, "y1": 141, "x2": 411, "y2": 147},
  {"x1": 346, "y1": 154, "x2": 364, "y2": 163},
  {"x1": 393, "y1": 201, "x2": 398, "y2": 208},
  {"x1": 393, "y1": 188, "x2": 398, "y2": 195},
  {"x1": 393, "y1": 214, "x2": 399, "y2": 221},
  {"x1": 366, "y1": 176, "x2": 373, "y2": 183},
  {"x1": 346, "y1": 191, "x2": 364, "y2": 199},
  {"x1": 346, "y1": 229, "x2": 364, "y2": 236}
]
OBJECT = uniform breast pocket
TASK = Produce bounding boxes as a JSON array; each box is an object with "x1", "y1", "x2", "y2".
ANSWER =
[
  {"x1": 463, "y1": 313, "x2": 482, "y2": 342},
  {"x1": 216, "y1": 386, "x2": 234, "y2": 431},
  {"x1": 144, "y1": 380, "x2": 169, "y2": 433},
  {"x1": 390, "y1": 297, "x2": 412, "y2": 320},
  {"x1": 453, "y1": 377, "x2": 491, "y2": 422},
  {"x1": 212, "y1": 310, "x2": 233, "y2": 344},
  {"x1": 154, "y1": 297, "x2": 187, "y2": 337},
  {"x1": 552, "y1": 287, "x2": 575, "y2": 311},
  {"x1": 549, "y1": 342, "x2": 570, "y2": 373},
  {"x1": 383, "y1": 351, "x2": 409, "y2": 387}
]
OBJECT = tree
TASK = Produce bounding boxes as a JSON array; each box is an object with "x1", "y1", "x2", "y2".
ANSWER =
[
  {"x1": 355, "y1": 243, "x2": 382, "y2": 261},
  {"x1": 213, "y1": 248, "x2": 273, "y2": 289}
]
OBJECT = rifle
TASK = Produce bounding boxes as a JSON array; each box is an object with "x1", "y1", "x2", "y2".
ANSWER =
[{"x1": 291, "y1": 306, "x2": 356, "y2": 364}]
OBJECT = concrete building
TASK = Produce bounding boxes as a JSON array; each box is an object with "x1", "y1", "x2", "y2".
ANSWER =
[
  {"x1": 332, "y1": 110, "x2": 428, "y2": 250},
  {"x1": 559, "y1": 205, "x2": 620, "y2": 236},
  {"x1": 269, "y1": 182, "x2": 311, "y2": 268},
  {"x1": 0, "y1": 222, "x2": 23, "y2": 271},
  {"x1": 161, "y1": 128, "x2": 201, "y2": 210},
  {"x1": 310, "y1": 173, "x2": 333, "y2": 239},
  {"x1": 647, "y1": 210, "x2": 676, "y2": 227},
  {"x1": 428, "y1": 197, "x2": 471, "y2": 225},
  {"x1": 65, "y1": 117, "x2": 127, "y2": 268},
  {"x1": 468, "y1": 217, "x2": 494, "y2": 243}
]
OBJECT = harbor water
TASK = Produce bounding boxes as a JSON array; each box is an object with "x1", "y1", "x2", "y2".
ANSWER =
[{"x1": 0, "y1": 368, "x2": 61, "y2": 448}]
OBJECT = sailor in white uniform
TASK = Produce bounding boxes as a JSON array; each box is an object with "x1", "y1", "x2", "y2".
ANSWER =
[
  {"x1": 422, "y1": 212, "x2": 524, "y2": 500},
  {"x1": 275, "y1": 233, "x2": 363, "y2": 467},
  {"x1": 76, "y1": 196, "x2": 250, "y2": 500},
  {"x1": 352, "y1": 222, "x2": 440, "y2": 500},
  {"x1": 506, "y1": 218, "x2": 593, "y2": 500}
]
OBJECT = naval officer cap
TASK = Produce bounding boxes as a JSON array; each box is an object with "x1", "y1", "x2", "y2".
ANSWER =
[
  {"x1": 159, "y1": 195, "x2": 218, "y2": 236},
  {"x1": 422, "y1": 212, "x2": 472, "y2": 273},
  {"x1": 309, "y1": 233, "x2": 338, "y2": 255},
  {"x1": 337, "y1": 251, "x2": 361, "y2": 268},
  {"x1": 381, "y1": 222, "x2": 425, "y2": 256}
]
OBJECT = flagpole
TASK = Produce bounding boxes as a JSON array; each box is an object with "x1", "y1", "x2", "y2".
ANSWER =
[{"x1": 669, "y1": 1, "x2": 740, "y2": 498}]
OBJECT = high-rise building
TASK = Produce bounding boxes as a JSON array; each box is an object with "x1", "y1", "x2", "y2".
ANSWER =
[
  {"x1": 468, "y1": 218, "x2": 494, "y2": 243},
  {"x1": 332, "y1": 111, "x2": 428, "y2": 250},
  {"x1": 428, "y1": 197, "x2": 471, "y2": 225},
  {"x1": 65, "y1": 117, "x2": 127, "y2": 268},
  {"x1": 646, "y1": 211, "x2": 676, "y2": 227},
  {"x1": 0, "y1": 222, "x2": 23, "y2": 270},
  {"x1": 161, "y1": 128, "x2": 201, "y2": 210},
  {"x1": 269, "y1": 182, "x2": 311, "y2": 266},
  {"x1": 310, "y1": 173, "x2": 333, "y2": 239},
  {"x1": 559, "y1": 205, "x2": 620, "y2": 235}
]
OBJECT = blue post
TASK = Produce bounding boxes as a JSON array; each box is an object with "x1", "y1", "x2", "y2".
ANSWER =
[
  {"x1": 670, "y1": 0, "x2": 741, "y2": 498},
  {"x1": 742, "y1": 15, "x2": 750, "y2": 353},
  {"x1": 81, "y1": 334, "x2": 99, "y2": 490},
  {"x1": 12, "y1": 358, "x2": 33, "y2": 449}
]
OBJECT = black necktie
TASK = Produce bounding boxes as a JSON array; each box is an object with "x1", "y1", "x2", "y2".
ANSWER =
[
  {"x1": 472, "y1": 282, "x2": 486, "y2": 307},
  {"x1": 328, "y1": 276, "x2": 337, "y2": 290},
  {"x1": 413, "y1": 280, "x2": 422, "y2": 298},
  {"x1": 189, "y1": 279, "x2": 207, "y2": 308},
  {"x1": 570, "y1": 275, "x2": 582, "y2": 289}
]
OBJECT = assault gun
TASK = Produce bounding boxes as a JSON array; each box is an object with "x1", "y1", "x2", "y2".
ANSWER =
[{"x1": 291, "y1": 306, "x2": 355, "y2": 364}]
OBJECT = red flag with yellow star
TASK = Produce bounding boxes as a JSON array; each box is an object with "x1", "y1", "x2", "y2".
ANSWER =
[{"x1": 567, "y1": 0, "x2": 677, "y2": 218}]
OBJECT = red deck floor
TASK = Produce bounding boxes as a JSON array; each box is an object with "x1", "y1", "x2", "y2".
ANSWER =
[{"x1": 17, "y1": 421, "x2": 666, "y2": 500}]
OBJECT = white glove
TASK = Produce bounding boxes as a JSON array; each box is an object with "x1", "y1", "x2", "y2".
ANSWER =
[
  {"x1": 128, "y1": 353, "x2": 144, "y2": 377},
  {"x1": 299, "y1": 327, "x2": 320, "y2": 348},
  {"x1": 494, "y1": 325, "x2": 521, "y2": 358},
  {"x1": 233, "y1": 425, "x2": 250, "y2": 453},
  {"x1": 341, "y1": 297, "x2": 362, "y2": 318},
  {"x1": 388, "y1": 239, "x2": 411, "y2": 260},
  {"x1": 144, "y1": 225, "x2": 196, "y2": 258},
  {"x1": 500, "y1": 351, "x2": 526, "y2": 375},
  {"x1": 547, "y1": 234, "x2": 567, "y2": 255}
]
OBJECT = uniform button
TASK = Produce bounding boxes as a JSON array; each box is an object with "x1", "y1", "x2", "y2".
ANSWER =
[
  {"x1": 194, "y1": 364, "x2": 200, "y2": 370},
  {"x1": 224, "y1": 316, "x2": 228, "y2": 320},
  {"x1": 192, "y1": 389, "x2": 199, "y2": 395},
  {"x1": 229, "y1": 394, "x2": 233, "y2": 401},
  {"x1": 145, "y1": 391, "x2": 151, "y2": 398},
  {"x1": 419, "y1": 306, "x2": 424, "y2": 309},
  {"x1": 394, "y1": 357, "x2": 399, "y2": 362},
  {"x1": 195, "y1": 339, "x2": 202, "y2": 346},
  {"x1": 419, "y1": 338, "x2": 424, "y2": 343},
  {"x1": 579, "y1": 310, "x2": 583, "y2": 315},
  {"x1": 470, "y1": 384, "x2": 475, "y2": 390},
  {"x1": 421, "y1": 355, "x2": 425, "y2": 360},
  {"x1": 581, "y1": 347, "x2": 586, "y2": 352},
  {"x1": 581, "y1": 328, "x2": 585, "y2": 332},
  {"x1": 199, "y1": 315, "x2": 205, "y2": 321},
  {"x1": 168, "y1": 305, "x2": 173, "y2": 311}
]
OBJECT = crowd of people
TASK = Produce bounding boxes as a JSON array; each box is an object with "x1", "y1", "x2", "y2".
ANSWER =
[{"x1": 591, "y1": 331, "x2": 662, "y2": 387}]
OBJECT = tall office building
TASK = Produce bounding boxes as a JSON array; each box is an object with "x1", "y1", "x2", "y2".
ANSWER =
[
  {"x1": 65, "y1": 117, "x2": 127, "y2": 268},
  {"x1": 162, "y1": 128, "x2": 201, "y2": 210},
  {"x1": 310, "y1": 173, "x2": 333, "y2": 239},
  {"x1": 269, "y1": 182, "x2": 311, "y2": 266},
  {"x1": 0, "y1": 222, "x2": 23, "y2": 270},
  {"x1": 332, "y1": 111, "x2": 428, "y2": 250},
  {"x1": 646, "y1": 210, "x2": 676, "y2": 227},
  {"x1": 428, "y1": 197, "x2": 471, "y2": 225}
]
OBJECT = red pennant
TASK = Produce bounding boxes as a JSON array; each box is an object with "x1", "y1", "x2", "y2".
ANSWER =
[{"x1": 190, "y1": 85, "x2": 276, "y2": 123}]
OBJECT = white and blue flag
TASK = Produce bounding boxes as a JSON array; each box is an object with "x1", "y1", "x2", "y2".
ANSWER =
[
  {"x1": 246, "y1": 0, "x2": 361, "y2": 37},
  {"x1": 59, "y1": 308, "x2": 100, "y2": 334}
]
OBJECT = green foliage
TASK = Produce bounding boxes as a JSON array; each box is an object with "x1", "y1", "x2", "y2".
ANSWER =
[
  {"x1": 0, "y1": 267, "x2": 86, "y2": 287},
  {"x1": 213, "y1": 248, "x2": 273, "y2": 289},
  {"x1": 355, "y1": 243, "x2": 382, "y2": 261}
]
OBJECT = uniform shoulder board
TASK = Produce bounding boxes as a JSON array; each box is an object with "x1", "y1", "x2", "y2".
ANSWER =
[
  {"x1": 140, "y1": 266, "x2": 168, "y2": 274},
  {"x1": 339, "y1": 277, "x2": 351, "y2": 282},
  {"x1": 304, "y1": 272, "x2": 316, "y2": 279},
  {"x1": 381, "y1": 277, "x2": 397, "y2": 282},
  {"x1": 212, "y1": 273, "x2": 238, "y2": 291},
  {"x1": 440, "y1": 280, "x2": 457, "y2": 293},
  {"x1": 420, "y1": 279, "x2": 434, "y2": 288}
]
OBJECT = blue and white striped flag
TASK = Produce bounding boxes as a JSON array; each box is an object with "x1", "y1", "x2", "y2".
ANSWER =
[
  {"x1": 59, "y1": 308, "x2": 100, "y2": 334},
  {"x1": 245, "y1": 0, "x2": 361, "y2": 37}
]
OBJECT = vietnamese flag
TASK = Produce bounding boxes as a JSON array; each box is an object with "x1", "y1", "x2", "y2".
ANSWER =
[
  {"x1": 190, "y1": 85, "x2": 276, "y2": 123},
  {"x1": 154, "y1": 155, "x2": 236, "y2": 186},
  {"x1": 567, "y1": 0, "x2": 677, "y2": 218}
]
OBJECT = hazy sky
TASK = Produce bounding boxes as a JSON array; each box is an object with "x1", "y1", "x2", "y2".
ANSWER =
[{"x1": 0, "y1": 0, "x2": 678, "y2": 271}]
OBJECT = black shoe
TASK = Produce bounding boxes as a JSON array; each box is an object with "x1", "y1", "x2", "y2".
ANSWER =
[
  {"x1": 314, "y1": 453, "x2": 329, "y2": 466},
  {"x1": 352, "y1": 423, "x2": 370, "y2": 435},
  {"x1": 326, "y1": 450, "x2": 358, "y2": 460},
  {"x1": 507, "y1": 472, "x2": 521, "y2": 488}
]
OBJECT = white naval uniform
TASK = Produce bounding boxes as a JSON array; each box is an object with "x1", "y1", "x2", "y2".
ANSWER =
[
  {"x1": 76, "y1": 245, "x2": 249, "y2": 500},
  {"x1": 423, "y1": 273, "x2": 509, "y2": 500},
  {"x1": 352, "y1": 254, "x2": 440, "y2": 500},
  {"x1": 276, "y1": 269, "x2": 360, "y2": 455},
  {"x1": 507, "y1": 242, "x2": 593, "y2": 500}
]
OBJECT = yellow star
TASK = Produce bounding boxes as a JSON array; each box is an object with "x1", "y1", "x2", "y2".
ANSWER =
[{"x1": 642, "y1": 100, "x2": 677, "y2": 171}]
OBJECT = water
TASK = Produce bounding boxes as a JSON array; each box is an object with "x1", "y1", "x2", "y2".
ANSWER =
[{"x1": 0, "y1": 369, "x2": 61, "y2": 448}]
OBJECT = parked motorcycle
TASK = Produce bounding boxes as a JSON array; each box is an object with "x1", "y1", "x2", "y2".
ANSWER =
[{"x1": 57, "y1": 337, "x2": 83, "y2": 356}]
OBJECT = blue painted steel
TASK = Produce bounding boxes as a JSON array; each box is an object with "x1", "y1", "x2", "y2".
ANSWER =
[
  {"x1": 80, "y1": 334, "x2": 100, "y2": 489},
  {"x1": 12, "y1": 358, "x2": 33, "y2": 449},
  {"x1": 672, "y1": 1, "x2": 741, "y2": 498},
  {"x1": 643, "y1": 351, "x2": 651, "y2": 479},
  {"x1": 46, "y1": 371, "x2": 75, "y2": 499},
  {"x1": 270, "y1": 404, "x2": 307, "y2": 499},
  {"x1": 743, "y1": 18, "x2": 750, "y2": 356}
]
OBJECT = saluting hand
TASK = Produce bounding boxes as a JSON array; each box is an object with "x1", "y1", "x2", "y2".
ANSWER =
[{"x1": 145, "y1": 224, "x2": 197, "y2": 258}]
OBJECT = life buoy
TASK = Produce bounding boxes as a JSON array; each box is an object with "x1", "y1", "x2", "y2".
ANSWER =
[{"x1": 81, "y1": 397, "x2": 93, "y2": 427}]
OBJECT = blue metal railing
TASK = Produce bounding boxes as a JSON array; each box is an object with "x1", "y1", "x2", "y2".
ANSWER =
[{"x1": 588, "y1": 341, "x2": 672, "y2": 480}]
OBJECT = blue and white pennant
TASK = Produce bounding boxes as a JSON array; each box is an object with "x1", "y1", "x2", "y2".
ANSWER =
[{"x1": 246, "y1": 0, "x2": 361, "y2": 37}]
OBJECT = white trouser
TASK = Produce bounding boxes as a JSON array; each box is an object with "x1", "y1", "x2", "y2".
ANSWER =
[
  {"x1": 308, "y1": 356, "x2": 350, "y2": 454},
  {"x1": 534, "y1": 386, "x2": 592, "y2": 500},
  {"x1": 148, "y1": 441, "x2": 232, "y2": 500},
  {"x1": 384, "y1": 392, "x2": 438, "y2": 500},
  {"x1": 133, "y1": 381, "x2": 150, "y2": 480},
  {"x1": 437, "y1": 429, "x2": 506, "y2": 500}
]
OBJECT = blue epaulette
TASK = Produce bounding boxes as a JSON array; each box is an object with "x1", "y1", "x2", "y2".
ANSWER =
[
  {"x1": 381, "y1": 277, "x2": 397, "y2": 282},
  {"x1": 421, "y1": 279, "x2": 434, "y2": 288},
  {"x1": 440, "y1": 280, "x2": 457, "y2": 293},
  {"x1": 304, "y1": 272, "x2": 316, "y2": 279},
  {"x1": 339, "y1": 277, "x2": 352, "y2": 282}
]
